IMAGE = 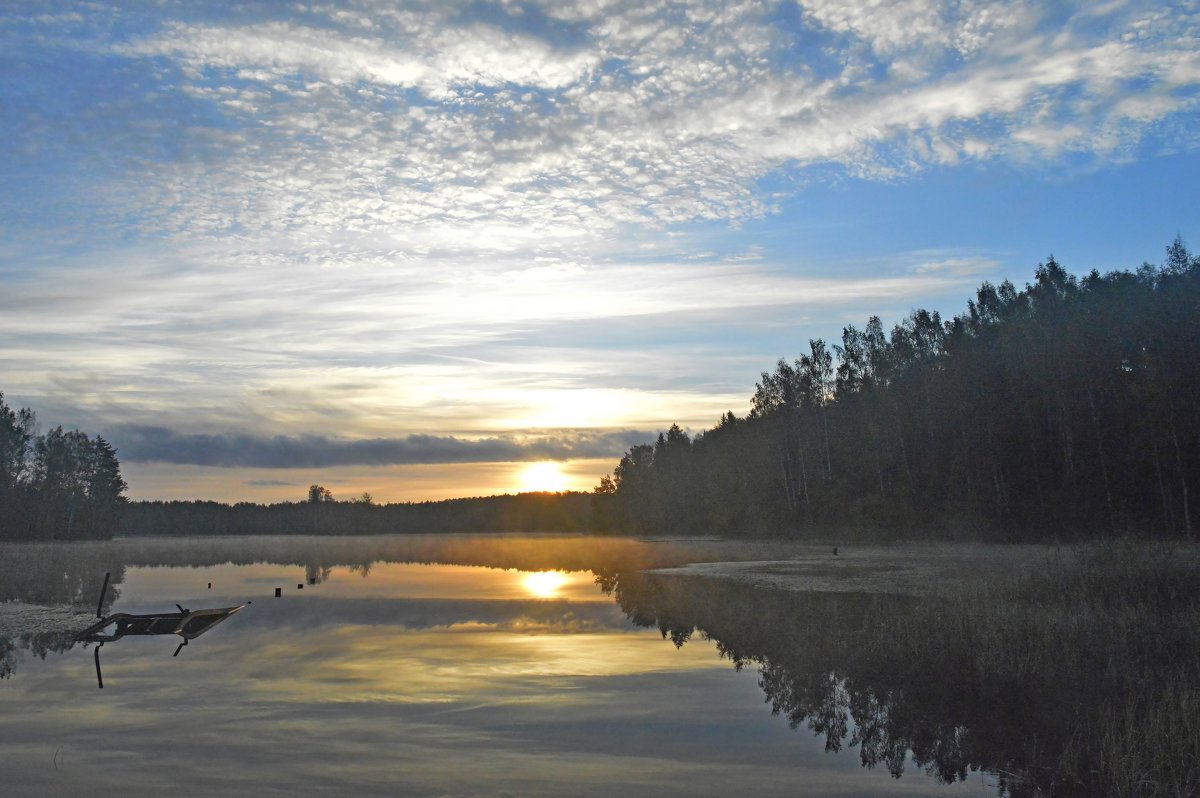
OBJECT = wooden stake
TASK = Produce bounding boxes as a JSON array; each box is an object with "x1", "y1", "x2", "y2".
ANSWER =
[{"x1": 96, "y1": 572, "x2": 111, "y2": 618}]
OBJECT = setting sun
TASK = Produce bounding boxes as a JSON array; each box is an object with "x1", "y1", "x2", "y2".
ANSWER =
[
  {"x1": 517, "y1": 461, "x2": 569, "y2": 493},
  {"x1": 522, "y1": 570, "x2": 569, "y2": 599}
]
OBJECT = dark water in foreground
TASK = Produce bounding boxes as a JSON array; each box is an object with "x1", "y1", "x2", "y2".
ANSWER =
[{"x1": 0, "y1": 536, "x2": 1001, "y2": 796}]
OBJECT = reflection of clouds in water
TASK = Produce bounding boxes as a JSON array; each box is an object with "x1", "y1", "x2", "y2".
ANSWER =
[
  {"x1": 3, "y1": 626, "x2": 969, "y2": 796},
  {"x1": 238, "y1": 625, "x2": 729, "y2": 706},
  {"x1": 205, "y1": 595, "x2": 634, "y2": 635},
  {"x1": 124, "y1": 562, "x2": 610, "y2": 605},
  {"x1": 0, "y1": 536, "x2": 984, "y2": 796},
  {"x1": 0, "y1": 534, "x2": 819, "y2": 594},
  {"x1": 315, "y1": 563, "x2": 605, "y2": 602}
]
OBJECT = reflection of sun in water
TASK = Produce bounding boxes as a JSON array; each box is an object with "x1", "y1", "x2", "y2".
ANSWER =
[
  {"x1": 517, "y1": 461, "x2": 569, "y2": 493},
  {"x1": 523, "y1": 570, "x2": 568, "y2": 598}
]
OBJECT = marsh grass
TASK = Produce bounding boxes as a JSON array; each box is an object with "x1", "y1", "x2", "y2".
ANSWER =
[{"x1": 887, "y1": 541, "x2": 1200, "y2": 796}]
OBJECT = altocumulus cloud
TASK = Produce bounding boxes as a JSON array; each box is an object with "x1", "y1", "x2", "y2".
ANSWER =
[
  {"x1": 112, "y1": 427, "x2": 652, "y2": 468},
  {"x1": 5, "y1": 1, "x2": 1198, "y2": 248}
]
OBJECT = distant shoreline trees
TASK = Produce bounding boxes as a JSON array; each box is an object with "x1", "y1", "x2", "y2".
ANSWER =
[
  {"x1": 120, "y1": 490, "x2": 593, "y2": 537},
  {"x1": 595, "y1": 240, "x2": 1200, "y2": 540},
  {"x1": 0, "y1": 394, "x2": 128, "y2": 541}
]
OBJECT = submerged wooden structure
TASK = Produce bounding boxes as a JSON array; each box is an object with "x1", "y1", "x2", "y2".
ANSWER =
[
  {"x1": 77, "y1": 572, "x2": 245, "y2": 688},
  {"x1": 76, "y1": 604, "x2": 244, "y2": 645}
]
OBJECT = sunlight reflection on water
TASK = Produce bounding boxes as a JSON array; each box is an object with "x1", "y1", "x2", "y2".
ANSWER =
[
  {"x1": 119, "y1": 561, "x2": 607, "y2": 605},
  {"x1": 0, "y1": 536, "x2": 988, "y2": 797}
]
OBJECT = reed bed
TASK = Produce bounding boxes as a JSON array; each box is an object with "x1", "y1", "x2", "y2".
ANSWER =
[{"x1": 886, "y1": 541, "x2": 1200, "y2": 796}]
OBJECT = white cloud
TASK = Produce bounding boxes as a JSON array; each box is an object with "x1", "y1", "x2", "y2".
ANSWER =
[
  {"x1": 120, "y1": 19, "x2": 599, "y2": 96},
  {"x1": 797, "y1": 0, "x2": 1021, "y2": 58},
  {"x1": 0, "y1": 238, "x2": 982, "y2": 438},
  {"x1": 913, "y1": 255, "x2": 1000, "y2": 277},
  {"x1": 72, "y1": 0, "x2": 1194, "y2": 247}
]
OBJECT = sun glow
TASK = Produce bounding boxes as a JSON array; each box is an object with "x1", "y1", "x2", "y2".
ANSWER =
[
  {"x1": 517, "y1": 461, "x2": 569, "y2": 493},
  {"x1": 522, "y1": 570, "x2": 569, "y2": 599}
]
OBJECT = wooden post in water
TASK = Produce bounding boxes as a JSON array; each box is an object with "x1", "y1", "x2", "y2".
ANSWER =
[
  {"x1": 274, "y1": 587, "x2": 282, "y2": 598},
  {"x1": 96, "y1": 572, "x2": 111, "y2": 618}
]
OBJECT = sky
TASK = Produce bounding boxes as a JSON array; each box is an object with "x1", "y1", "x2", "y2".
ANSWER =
[{"x1": 2, "y1": 0, "x2": 1199, "y2": 503}]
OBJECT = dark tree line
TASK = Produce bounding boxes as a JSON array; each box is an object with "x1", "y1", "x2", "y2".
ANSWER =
[
  {"x1": 0, "y1": 394, "x2": 127, "y2": 541},
  {"x1": 596, "y1": 240, "x2": 1200, "y2": 539},
  {"x1": 121, "y1": 489, "x2": 595, "y2": 537}
]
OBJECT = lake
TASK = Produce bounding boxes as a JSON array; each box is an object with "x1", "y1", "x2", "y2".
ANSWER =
[{"x1": 0, "y1": 534, "x2": 1167, "y2": 796}]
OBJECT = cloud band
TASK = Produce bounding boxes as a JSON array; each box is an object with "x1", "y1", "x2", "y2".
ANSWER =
[{"x1": 112, "y1": 426, "x2": 651, "y2": 468}]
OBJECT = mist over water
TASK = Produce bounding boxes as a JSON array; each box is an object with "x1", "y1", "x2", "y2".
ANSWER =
[{"x1": 2, "y1": 535, "x2": 1195, "y2": 796}]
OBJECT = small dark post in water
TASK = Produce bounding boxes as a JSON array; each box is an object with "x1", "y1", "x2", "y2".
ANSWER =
[
  {"x1": 297, "y1": 583, "x2": 303, "y2": 590},
  {"x1": 275, "y1": 587, "x2": 282, "y2": 598},
  {"x1": 96, "y1": 572, "x2": 111, "y2": 618},
  {"x1": 94, "y1": 644, "x2": 104, "y2": 689},
  {"x1": 833, "y1": 546, "x2": 839, "y2": 556},
  {"x1": 207, "y1": 582, "x2": 212, "y2": 589}
]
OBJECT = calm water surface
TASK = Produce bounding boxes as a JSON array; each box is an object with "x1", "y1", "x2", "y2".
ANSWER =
[{"x1": 0, "y1": 535, "x2": 994, "y2": 796}]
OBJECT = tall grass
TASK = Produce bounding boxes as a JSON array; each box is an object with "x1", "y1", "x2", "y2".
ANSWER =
[{"x1": 891, "y1": 541, "x2": 1200, "y2": 796}]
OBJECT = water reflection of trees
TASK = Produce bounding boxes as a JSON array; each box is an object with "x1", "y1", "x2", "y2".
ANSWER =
[
  {"x1": 0, "y1": 545, "x2": 126, "y2": 609},
  {"x1": 0, "y1": 547, "x2": 127, "y2": 679},
  {"x1": 604, "y1": 571, "x2": 1199, "y2": 797},
  {"x1": 0, "y1": 535, "x2": 721, "y2": 677},
  {"x1": 0, "y1": 627, "x2": 78, "y2": 680},
  {"x1": 0, "y1": 535, "x2": 805, "y2": 590}
]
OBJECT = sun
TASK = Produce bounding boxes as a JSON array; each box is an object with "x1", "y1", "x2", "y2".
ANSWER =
[
  {"x1": 523, "y1": 570, "x2": 568, "y2": 598},
  {"x1": 517, "y1": 461, "x2": 569, "y2": 493}
]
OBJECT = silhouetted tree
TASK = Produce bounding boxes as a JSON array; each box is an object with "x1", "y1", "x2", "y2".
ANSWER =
[
  {"x1": 0, "y1": 395, "x2": 127, "y2": 541},
  {"x1": 307, "y1": 484, "x2": 334, "y2": 504}
]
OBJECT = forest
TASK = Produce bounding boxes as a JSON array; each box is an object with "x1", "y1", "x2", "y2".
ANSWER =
[
  {"x1": 0, "y1": 394, "x2": 127, "y2": 541},
  {"x1": 593, "y1": 239, "x2": 1200, "y2": 539},
  {"x1": 120, "y1": 488, "x2": 594, "y2": 537}
]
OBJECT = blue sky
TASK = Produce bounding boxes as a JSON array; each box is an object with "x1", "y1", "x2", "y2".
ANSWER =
[{"x1": 2, "y1": 1, "x2": 1199, "y2": 501}]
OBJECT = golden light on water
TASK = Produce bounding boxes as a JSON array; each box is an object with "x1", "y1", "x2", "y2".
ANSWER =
[
  {"x1": 516, "y1": 461, "x2": 569, "y2": 493},
  {"x1": 523, "y1": 570, "x2": 569, "y2": 598}
]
